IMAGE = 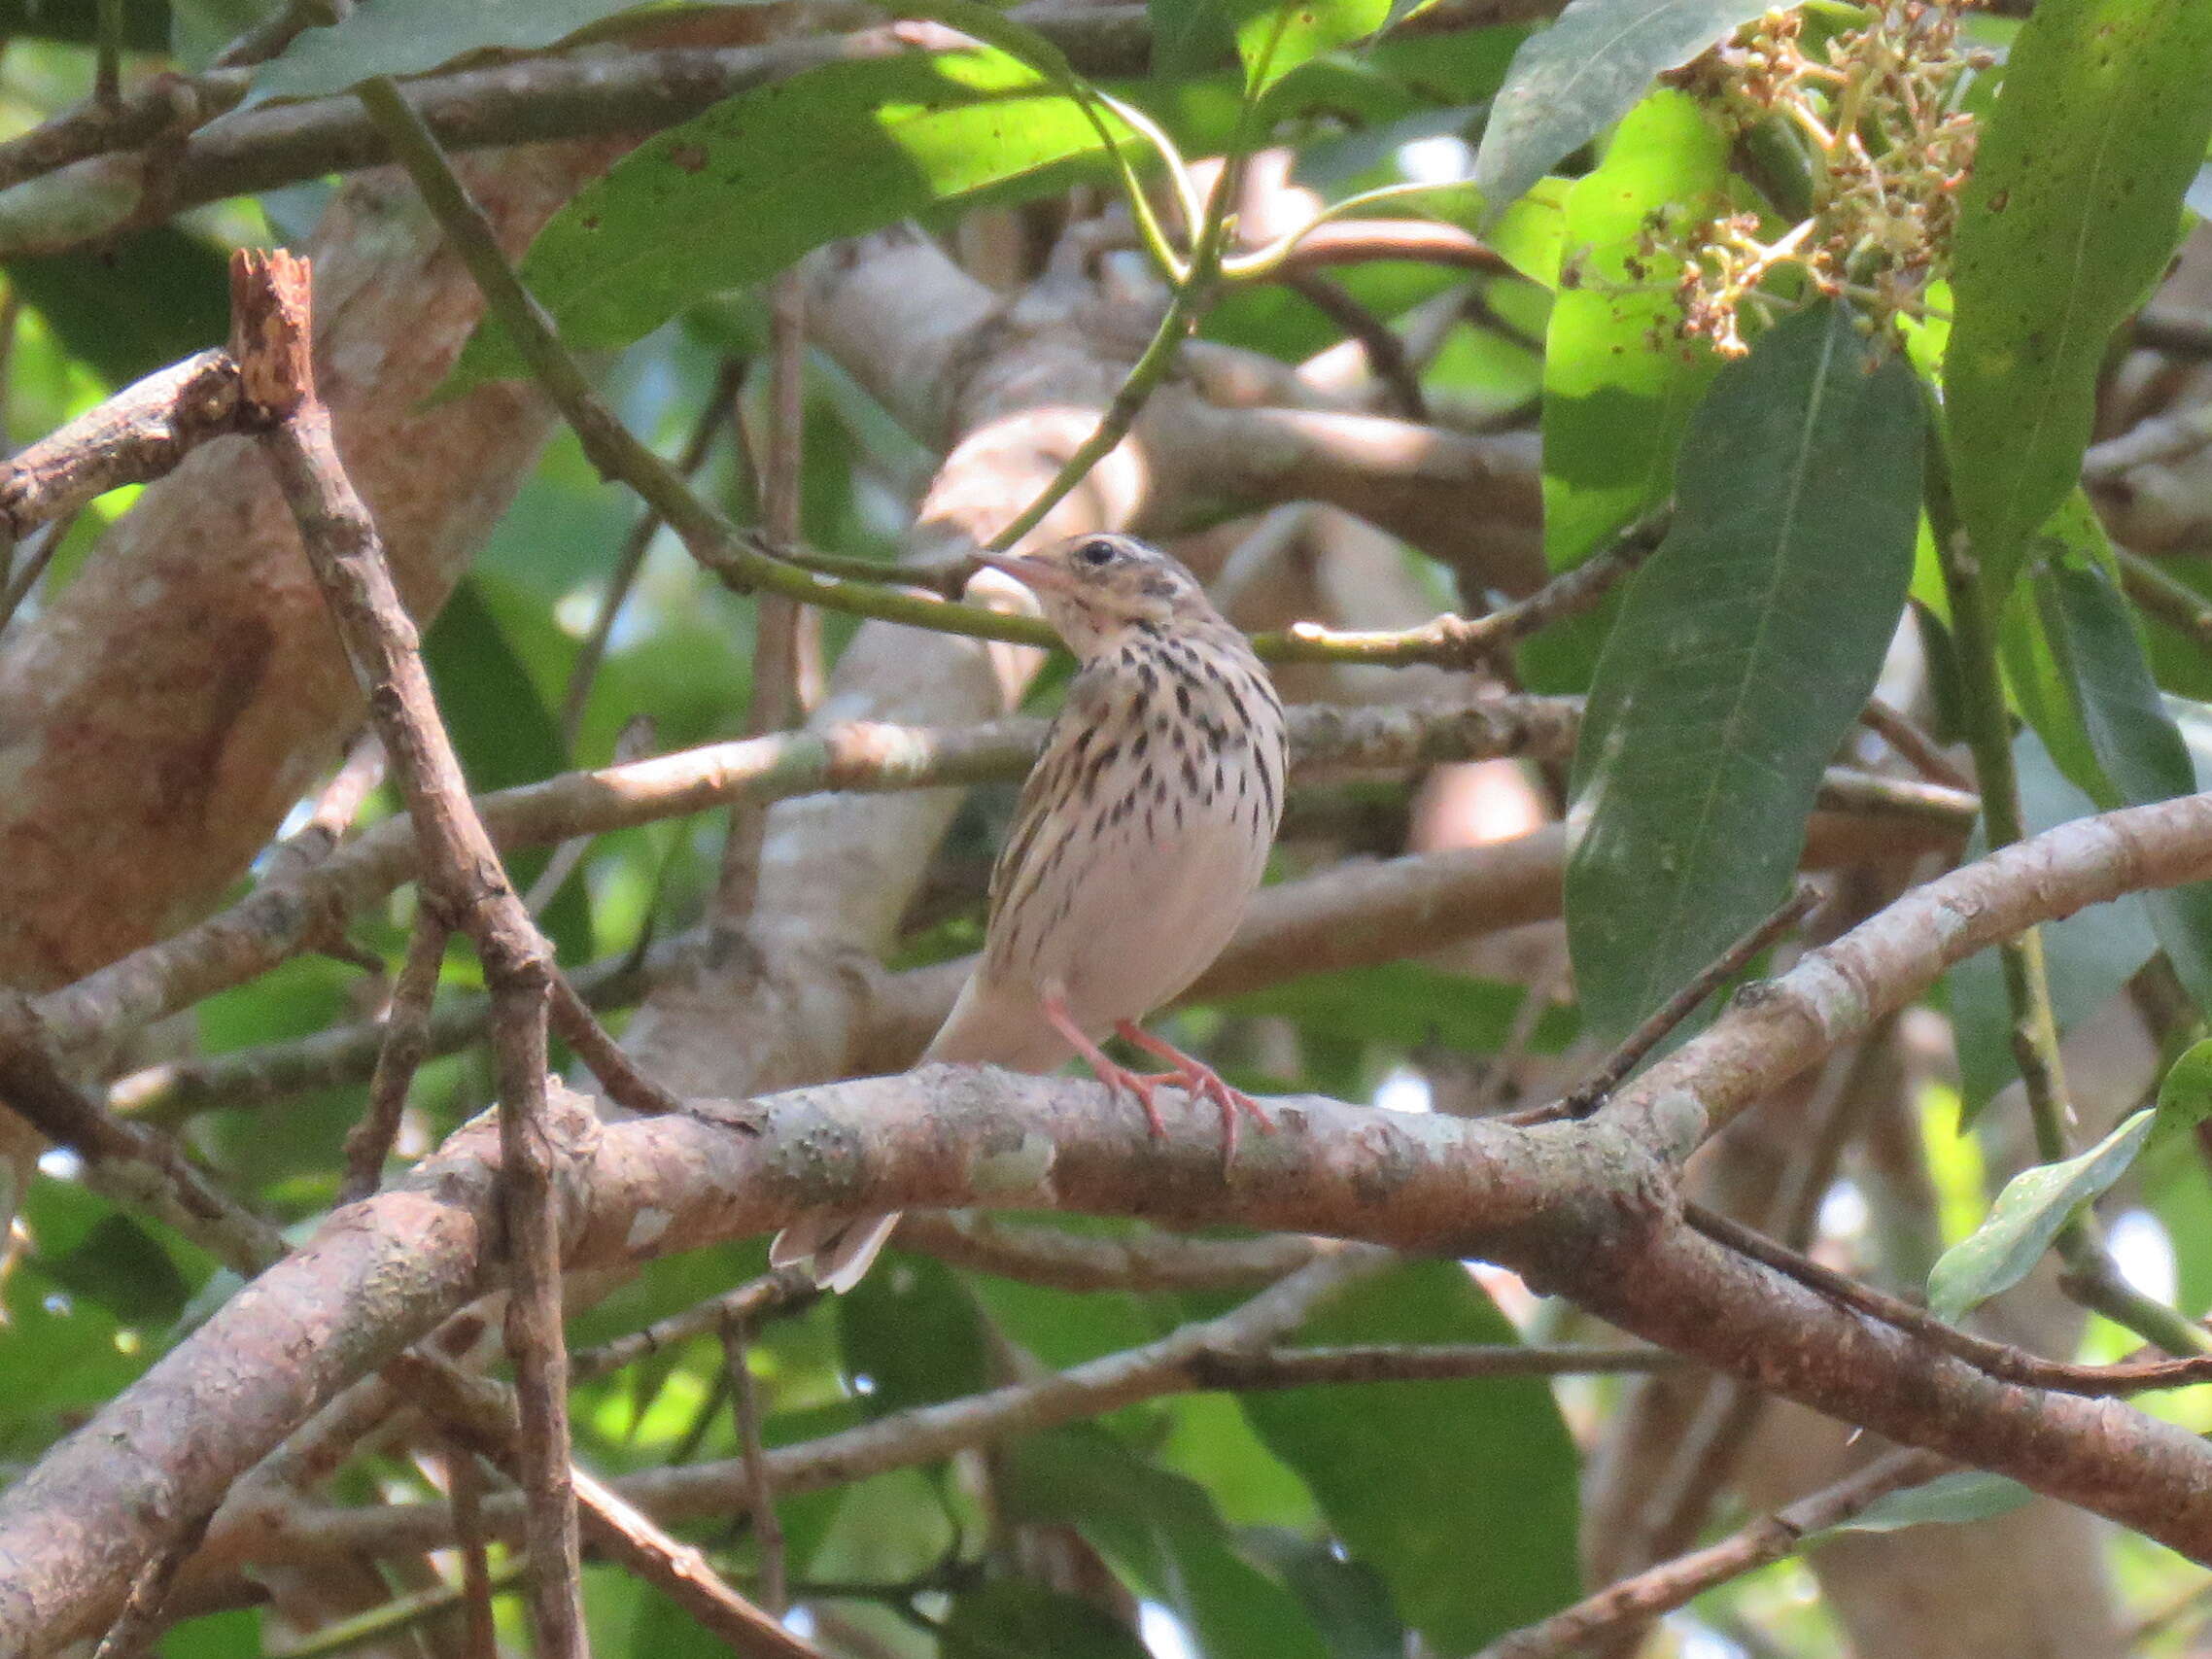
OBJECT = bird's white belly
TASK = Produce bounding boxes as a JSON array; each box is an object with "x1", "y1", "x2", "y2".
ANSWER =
[{"x1": 1032, "y1": 800, "x2": 1265, "y2": 1038}]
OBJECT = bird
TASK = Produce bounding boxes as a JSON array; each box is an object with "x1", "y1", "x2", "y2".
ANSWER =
[{"x1": 771, "y1": 532, "x2": 1290, "y2": 1292}]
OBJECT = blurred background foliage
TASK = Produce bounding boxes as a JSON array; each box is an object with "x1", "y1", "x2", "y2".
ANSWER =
[{"x1": 7, "y1": 0, "x2": 2212, "y2": 1655}]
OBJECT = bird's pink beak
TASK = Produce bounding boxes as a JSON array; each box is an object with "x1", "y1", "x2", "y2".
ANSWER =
[{"x1": 974, "y1": 551, "x2": 1073, "y2": 593}]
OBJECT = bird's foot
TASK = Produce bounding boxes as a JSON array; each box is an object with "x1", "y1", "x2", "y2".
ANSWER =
[
  {"x1": 1089, "y1": 1055, "x2": 1171, "y2": 1138},
  {"x1": 1117, "y1": 1020, "x2": 1271, "y2": 1162}
]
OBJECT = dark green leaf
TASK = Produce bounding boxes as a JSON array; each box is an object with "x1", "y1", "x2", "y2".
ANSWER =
[
  {"x1": 1250, "y1": 1534, "x2": 1404, "y2": 1659},
  {"x1": 1945, "y1": 0, "x2": 2212, "y2": 602},
  {"x1": 150, "y1": 1608, "x2": 262, "y2": 1659},
  {"x1": 7, "y1": 228, "x2": 230, "y2": 390},
  {"x1": 1005, "y1": 1427, "x2": 1331, "y2": 1659},
  {"x1": 452, "y1": 51, "x2": 1134, "y2": 384},
  {"x1": 1926, "y1": 1108, "x2": 2155, "y2": 1324},
  {"x1": 35, "y1": 1214, "x2": 191, "y2": 1329},
  {"x1": 1151, "y1": 0, "x2": 1258, "y2": 81},
  {"x1": 2041, "y1": 555, "x2": 2212, "y2": 1015},
  {"x1": 1229, "y1": 1262, "x2": 1579, "y2": 1653},
  {"x1": 0, "y1": 0, "x2": 165, "y2": 46},
  {"x1": 943, "y1": 1581, "x2": 1153, "y2": 1659},
  {"x1": 1816, "y1": 1470, "x2": 2033, "y2": 1538},
  {"x1": 250, "y1": 0, "x2": 668, "y2": 103},
  {"x1": 1470, "y1": 0, "x2": 1782, "y2": 218},
  {"x1": 839, "y1": 1253, "x2": 990, "y2": 1416},
  {"x1": 1566, "y1": 302, "x2": 1924, "y2": 1043}
]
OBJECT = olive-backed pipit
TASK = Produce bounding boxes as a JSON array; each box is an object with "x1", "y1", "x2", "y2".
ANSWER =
[{"x1": 773, "y1": 533, "x2": 1289, "y2": 1290}]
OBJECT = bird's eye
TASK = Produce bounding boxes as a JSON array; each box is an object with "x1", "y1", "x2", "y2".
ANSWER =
[{"x1": 1076, "y1": 538, "x2": 1117, "y2": 568}]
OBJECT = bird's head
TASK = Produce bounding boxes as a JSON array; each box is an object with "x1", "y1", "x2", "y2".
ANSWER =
[{"x1": 977, "y1": 534, "x2": 1219, "y2": 657}]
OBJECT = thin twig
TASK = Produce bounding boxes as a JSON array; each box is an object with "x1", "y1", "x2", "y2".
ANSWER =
[
  {"x1": 0, "y1": 992, "x2": 285, "y2": 1272},
  {"x1": 447, "y1": 1441, "x2": 500, "y2": 1659},
  {"x1": 1472, "y1": 1450, "x2": 1948, "y2": 1659},
  {"x1": 387, "y1": 1353, "x2": 821, "y2": 1659},
  {"x1": 0, "y1": 351, "x2": 239, "y2": 536},
  {"x1": 1528, "y1": 881, "x2": 1822, "y2": 1123},
  {"x1": 0, "y1": 512, "x2": 74, "y2": 631},
  {"x1": 1857, "y1": 694, "x2": 1971, "y2": 792},
  {"x1": 527, "y1": 712, "x2": 655, "y2": 916},
  {"x1": 339, "y1": 904, "x2": 449, "y2": 1204},
  {"x1": 573, "y1": 1268, "x2": 821, "y2": 1382},
  {"x1": 2118, "y1": 544, "x2": 2212, "y2": 647},
  {"x1": 233, "y1": 246, "x2": 586, "y2": 1658},
  {"x1": 1686, "y1": 1203, "x2": 2212, "y2": 1395},
  {"x1": 265, "y1": 1560, "x2": 529, "y2": 1659},
  {"x1": 718, "y1": 273, "x2": 811, "y2": 917},
  {"x1": 547, "y1": 970, "x2": 689, "y2": 1118},
  {"x1": 1262, "y1": 507, "x2": 1671, "y2": 668},
  {"x1": 1282, "y1": 269, "x2": 1429, "y2": 420},
  {"x1": 560, "y1": 367, "x2": 740, "y2": 746},
  {"x1": 90, "y1": 1506, "x2": 217, "y2": 1659},
  {"x1": 724, "y1": 1315, "x2": 788, "y2": 1614}
]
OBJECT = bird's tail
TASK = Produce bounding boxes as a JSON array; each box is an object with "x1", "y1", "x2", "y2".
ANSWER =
[
  {"x1": 771, "y1": 976, "x2": 1075, "y2": 1293},
  {"x1": 768, "y1": 1210, "x2": 902, "y2": 1295}
]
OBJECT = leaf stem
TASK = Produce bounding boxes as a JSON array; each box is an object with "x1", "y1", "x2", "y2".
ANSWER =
[{"x1": 1925, "y1": 389, "x2": 2209, "y2": 1356}]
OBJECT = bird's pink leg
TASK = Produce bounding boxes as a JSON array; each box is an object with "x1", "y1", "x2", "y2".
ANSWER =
[
  {"x1": 1115, "y1": 1020, "x2": 1273, "y2": 1161},
  {"x1": 1041, "y1": 991, "x2": 1169, "y2": 1137}
]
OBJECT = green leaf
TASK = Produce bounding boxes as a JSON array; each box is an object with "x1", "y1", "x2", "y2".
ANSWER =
[
  {"x1": 0, "y1": 0, "x2": 165, "y2": 46},
  {"x1": 1005, "y1": 1427, "x2": 1331, "y2": 1659},
  {"x1": 2154, "y1": 1038, "x2": 2212, "y2": 1148},
  {"x1": 1540, "y1": 87, "x2": 1726, "y2": 570},
  {"x1": 1228, "y1": 1262, "x2": 1579, "y2": 1654},
  {"x1": 1945, "y1": 0, "x2": 2212, "y2": 604},
  {"x1": 7, "y1": 228, "x2": 231, "y2": 390},
  {"x1": 2040, "y1": 555, "x2": 2212, "y2": 1017},
  {"x1": 1816, "y1": 1470, "x2": 2034, "y2": 1538},
  {"x1": 1238, "y1": 0, "x2": 1391, "y2": 95},
  {"x1": 1254, "y1": 1536, "x2": 1404, "y2": 1659},
  {"x1": 1151, "y1": 0, "x2": 1256, "y2": 82},
  {"x1": 1566, "y1": 301, "x2": 1924, "y2": 1044},
  {"x1": 1947, "y1": 732, "x2": 2160, "y2": 1123},
  {"x1": 943, "y1": 1581, "x2": 1153, "y2": 1659},
  {"x1": 1926, "y1": 1108, "x2": 2156, "y2": 1324},
  {"x1": 838, "y1": 1253, "x2": 990, "y2": 1416},
  {"x1": 451, "y1": 50, "x2": 1133, "y2": 385},
  {"x1": 249, "y1": 0, "x2": 671, "y2": 103},
  {"x1": 33, "y1": 1213, "x2": 192, "y2": 1329},
  {"x1": 1220, "y1": 964, "x2": 1578, "y2": 1055},
  {"x1": 1523, "y1": 86, "x2": 1724, "y2": 695},
  {"x1": 1470, "y1": 0, "x2": 1782, "y2": 219}
]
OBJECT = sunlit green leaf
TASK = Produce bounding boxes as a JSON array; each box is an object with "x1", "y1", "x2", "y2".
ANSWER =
[
  {"x1": 452, "y1": 50, "x2": 1137, "y2": 385},
  {"x1": 1471, "y1": 0, "x2": 1782, "y2": 219},
  {"x1": 1522, "y1": 86, "x2": 1724, "y2": 694},
  {"x1": 2155, "y1": 1038, "x2": 2212, "y2": 1147},
  {"x1": 1946, "y1": 0, "x2": 2212, "y2": 603},
  {"x1": 1926, "y1": 1109, "x2": 2156, "y2": 1324},
  {"x1": 1238, "y1": 0, "x2": 1391, "y2": 95},
  {"x1": 1566, "y1": 301, "x2": 1923, "y2": 1043}
]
